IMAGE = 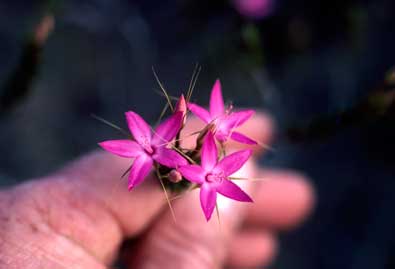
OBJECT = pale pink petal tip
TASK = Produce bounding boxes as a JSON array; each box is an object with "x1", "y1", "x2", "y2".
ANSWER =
[
  {"x1": 176, "y1": 94, "x2": 187, "y2": 114},
  {"x1": 209, "y1": 79, "x2": 225, "y2": 118}
]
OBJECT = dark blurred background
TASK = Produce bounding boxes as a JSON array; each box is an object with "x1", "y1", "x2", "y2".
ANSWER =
[{"x1": 1, "y1": 0, "x2": 395, "y2": 268}]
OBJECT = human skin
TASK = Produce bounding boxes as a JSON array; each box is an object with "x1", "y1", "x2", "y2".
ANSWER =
[{"x1": 0, "y1": 113, "x2": 314, "y2": 269}]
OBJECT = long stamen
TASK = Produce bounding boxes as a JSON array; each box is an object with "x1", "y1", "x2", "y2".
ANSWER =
[
  {"x1": 91, "y1": 114, "x2": 130, "y2": 137},
  {"x1": 229, "y1": 176, "x2": 268, "y2": 181},
  {"x1": 156, "y1": 166, "x2": 177, "y2": 223},
  {"x1": 152, "y1": 67, "x2": 174, "y2": 111},
  {"x1": 215, "y1": 202, "x2": 221, "y2": 228},
  {"x1": 155, "y1": 102, "x2": 170, "y2": 127},
  {"x1": 187, "y1": 63, "x2": 201, "y2": 103},
  {"x1": 155, "y1": 130, "x2": 203, "y2": 148}
]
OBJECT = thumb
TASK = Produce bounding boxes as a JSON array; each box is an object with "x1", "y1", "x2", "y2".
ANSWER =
[{"x1": 0, "y1": 152, "x2": 167, "y2": 268}]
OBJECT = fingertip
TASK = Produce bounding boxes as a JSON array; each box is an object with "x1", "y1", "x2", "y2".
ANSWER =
[
  {"x1": 226, "y1": 230, "x2": 278, "y2": 268},
  {"x1": 248, "y1": 170, "x2": 315, "y2": 230},
  {"x1": 226, "y1": 111, "x2": 275, "y2": 156},
  {"x1": 54, "y1": 151, "x2": 166, "y2": 236}
]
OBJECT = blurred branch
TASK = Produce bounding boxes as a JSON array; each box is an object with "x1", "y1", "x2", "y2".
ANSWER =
[
  {"x1": 287, "y1": 68, "x2": 395, "y2": 143},
  {"x1": 0, "y1": 14, "x2": 55, "y2": 116}
]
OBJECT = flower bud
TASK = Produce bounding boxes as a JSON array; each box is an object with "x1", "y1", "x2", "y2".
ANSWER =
[
  {"x1": 175, "y1": 94, "x2": 187, "y2": 125},
  {"x1": 168, "y1": 169, "x2": 183, "y2": 183}
]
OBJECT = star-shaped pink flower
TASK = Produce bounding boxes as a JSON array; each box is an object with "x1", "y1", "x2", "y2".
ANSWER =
[
  {"x1": 99, "y1": 111, "x2": 188, "y2": 190},
  {"x1": 178, "y1": 132, "x2": 253, "y2": 220},
  {"x1": 188, "y1": 79, "x2": 257, "y2": 144}
]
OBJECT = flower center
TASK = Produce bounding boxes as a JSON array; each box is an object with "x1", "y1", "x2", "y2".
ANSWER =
[
  {"x1": 206, "y1": 172, "x2": 225, "y2": 184},
  {"x1": 140, "y1": 136, "x2": 154, "y2": 154},
  {"x1": 225, "y1": 103, "x2": 233, "y2": 115}
]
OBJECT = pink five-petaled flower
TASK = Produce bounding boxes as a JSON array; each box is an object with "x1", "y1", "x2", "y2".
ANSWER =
[
  {"x1": 178, "y1": 132, "x2": 253, "y2": 221},
  {"x1": 188, "y1": 79, "x2": 257, "y2": 145},
  {"x1": 99, "y1": 111, "x2": 187, "y2": 190}
]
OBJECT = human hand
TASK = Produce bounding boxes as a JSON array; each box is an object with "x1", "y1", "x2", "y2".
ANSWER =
[{"x1": 0, "y1": 113, "x2": 314, "y2": 269}]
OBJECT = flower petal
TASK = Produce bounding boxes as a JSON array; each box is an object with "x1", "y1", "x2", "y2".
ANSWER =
[
  {"x1": 230, "y1": 131, "x2": 257, "y2": 145},
  {"x1": 188, "y1": 103, "x2": 211, "y2": 123},
  {"x1": 200, "y1": 183, "x2": 217, "y2": 221},
  {"x1": 178, "y1": 165, "x2": 206, "y2": 184},
  {"x1": 215, "y1": 149, "x2": 252, "y2": 176},
  {"x1": 99, "y1": 140, "x2": 143, "y2": 158},
  {"x1": 214, "y1": 131, "x2": 229, "y2": 143},
  {"x1": 201, "y1": 132, "x2": 218, "y2": 171},
  {"x1": 152, "y1": 112, "x2": 183, "y2": 145},
  {"x1": 209, "y1": 79, "x2": 225, "y2": 118},
  {"x1": 153, "y1": 147, "x2": 188, "y2": 168},
  {"x1": 125, "y1": 111, "x2": 152, "y2": 147},
  {"x1": 226, "y1": 109, "x2": 255, "y2": 129},
  {"x1": 216, "y1": 179, "x2": 253, "y2": 202},
  {"x1": 128, "y1": 155, "x2": 153, "y2": 190}
]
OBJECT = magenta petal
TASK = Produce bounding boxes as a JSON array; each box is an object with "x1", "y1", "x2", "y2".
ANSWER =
[
  {"x1": 153, "y1": 147, "x2": 188, "y2": 168},
  {"x1": 215, "y1": 149, "x2": 252, "y2": 176},
  {"x1": 214, "y1": 131, "x2": 229, "y2": 143},
  {"x1": 125, "y1": 111, "x2": 152, "y2": 147},
  {"x1": 200, "y1": 183, "x2": 217, "y2": 221},
  {"x1": 201, "y1": 132, "x2": 218, "y2": 171},
  {"x1": 209, "y1": 79, "x2": 225, "y2": 118},
  {"x1": 128, "y1": 155, "x2": 153, "y2": 190},
  {"x1": 188, "y1": 103, "x2": 211, "y2": 123},
  {"x1": 226, "y1": 109, "x2": 255, "y2": 129},
  {"x1": 216, "y1": 180, "x2": 253, "y2": 202},
  {"x1": 178, "y1": 165, "x2": 205, "y2": 184},
  {"x1": 99, "y1": 140, "x2": 143, "y2": 158},
  {"x1": 230, "y1": 131, "x2": 257, "y2": 145},
  {"x1": 152, "y1": 112, "x2": 183, "y2": 145}
]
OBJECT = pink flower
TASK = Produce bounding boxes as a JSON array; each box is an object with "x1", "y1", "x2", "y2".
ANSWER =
[
  {"x1": 188, "y1": 79, "x2": 257, "y2": 145},
  {"x1": 178, "y1": 132, "x2": 253, "y2": 220},
  {"x1": 99, "y1": 111, "x2": 188, "y2": 190},
  {"x1": 232, "y1": 0, "x2": 273, "y2": 19}
]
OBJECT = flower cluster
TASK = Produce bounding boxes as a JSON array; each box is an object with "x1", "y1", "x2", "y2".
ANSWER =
[{"x1": 99, "y1": 80, "x2": 256, "y2": 220}]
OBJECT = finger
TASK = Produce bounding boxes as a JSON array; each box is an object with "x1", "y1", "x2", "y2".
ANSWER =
[
  {"x1": 1, "y1": 152, "x2": 166, "y2": 266},
  {"x1": 226, "y1": 229, "x2": 277, "y2": 268},
  {"x1": 55, "y1": 152, "x2": 166, "y2": 237},
  {"x1": 127, "y1": 160, "x2": 259, "y2": 268},
  {"x1": 181, "y1": 111, "x2": 274, "y2": 155},
  {"x1": 246, "y1": 169, "x2": 315, "y2": 230}
]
